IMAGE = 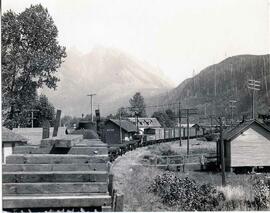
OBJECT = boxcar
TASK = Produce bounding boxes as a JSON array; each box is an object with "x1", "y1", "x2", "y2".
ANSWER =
[
  {"x1": 164, "y1": 129, "x2": 169, "y2": 139},
  {"x1": 155, "y1": 128, "x2": 164, "y2": 141}
]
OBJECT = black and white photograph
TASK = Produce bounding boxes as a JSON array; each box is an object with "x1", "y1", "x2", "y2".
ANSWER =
[{"x1": 1, "y1": 0, "x2": 270, "y2": 212}]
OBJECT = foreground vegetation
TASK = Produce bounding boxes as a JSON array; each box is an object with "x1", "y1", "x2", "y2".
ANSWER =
[{"x1": 111, "y1": 139, "x2": 270, "y2": 211}]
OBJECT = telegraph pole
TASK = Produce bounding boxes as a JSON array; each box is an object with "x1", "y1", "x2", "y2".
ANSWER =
[
  {"x1": 31, "y1": 111, "x2": 34, "y2": 128},
  {"x1": 179, "y1": 108, "x2": 198, "y2": 156},
  {"x1": 219, "y1": 117, "x2": 226, "y2": 186},
  {"x1": 87, "y1": 93, "x2": 96, "y2": 122},
  {"x1": 187, "y1": 109, "x2": 190, "y2": 155},
  {"x1": 178, "y1": 102, "x2": 182, "y2": 146},
  {"x1": 248, "y1": 80, "x2": 260, "y2": 119},
  {"x1": 209, "y1": 115, "x2": 214, "y2": 134},
  {"x1": 26, "y1": 109, "x2": 39, "y2": 128},
  {"x1": 119, "y1": 109, "x2": 122, "y2": 143},
  {"x1": 229, "y1": 100, "x2": 237, "y2": 127}
]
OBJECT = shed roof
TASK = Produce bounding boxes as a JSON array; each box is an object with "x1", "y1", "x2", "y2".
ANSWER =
[
  {"x1": 2, "y1": 127, "x2": 28, "y2": 143},
  {"x1": 128, "y1": 117, "x2": 161, "y2": 128},
  {"x1": 223, "y1": 120, "x2": 270, "y2": 141},
  {"x1": 181, "y1": 123, "x2": 195, "y2": 128},
  {"x1": 108, "y1": 119, "x2": 137, "y2": 133}
]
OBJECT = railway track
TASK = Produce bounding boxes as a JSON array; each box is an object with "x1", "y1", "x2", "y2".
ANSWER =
[{"x1": 108, "y1": 135, "x2": 203, "y2": 162}]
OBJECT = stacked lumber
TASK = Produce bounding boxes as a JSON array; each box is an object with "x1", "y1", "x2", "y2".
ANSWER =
[{"x1": 2, "y1": 136, "x2": 113, "y2": 212}]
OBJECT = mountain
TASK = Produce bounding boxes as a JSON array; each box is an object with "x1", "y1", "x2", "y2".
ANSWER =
[
  {"x1": 150, "y1": 54, "x2": 270, "y2": 121},
  {"x1": 41, "y1": 47, "x2": 174, "y2": 116}
]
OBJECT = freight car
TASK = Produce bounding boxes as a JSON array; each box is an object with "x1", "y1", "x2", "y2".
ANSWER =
[
  {"x1": 107, "y1": 126, "x2": 204, "y2": 162},
  {"x1": 142, "y1": 127, "x2": 203, "y2": 144}
]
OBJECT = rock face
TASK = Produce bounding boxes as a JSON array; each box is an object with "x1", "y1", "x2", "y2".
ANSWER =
[
  {"x1": 150, "y1": 54, "x2": 270, "y2": 119},
  {"x1": 42, "y1": 47, "x2": 173, "y2": 116}
]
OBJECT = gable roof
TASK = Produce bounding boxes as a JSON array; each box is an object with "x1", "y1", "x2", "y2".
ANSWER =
[
  {"x1": 2, "y1": 127, "x2": 28, "y2": 143},
  {"x1": 223, "y1": 119, "x2": 270, "y2": 141},
  {"x1": 128, "y1": 117, "x2": 161, "y2": 128},
  {"x1": 107, "y1": 119, "x2": 137, "y2": 133}
]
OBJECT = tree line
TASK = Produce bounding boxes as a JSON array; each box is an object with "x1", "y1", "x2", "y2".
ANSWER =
[{"x1": 61, "y1": 92, "x2": 178, "y2": 129}]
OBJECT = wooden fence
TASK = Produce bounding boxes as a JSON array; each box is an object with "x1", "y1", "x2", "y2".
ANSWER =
[{"x1": 142, "y1": 153, "x2": 217, "y2": 171}]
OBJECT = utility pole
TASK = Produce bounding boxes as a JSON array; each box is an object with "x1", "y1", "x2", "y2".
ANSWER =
[
  {"x1": 26, "y1": 109, "x2": 39, "y2": 128},
  {"x1": 219, "y1": 117, "x2": 226, "y2": 186},
  {"x1": 248, "y1": 80, "x2": 260, "y2": 119},
  {"x1": 229, "y1": 100, "x2": 237, "y2": 127},
  {"x1": 132, "y1": 108, "x2": 139, "y2": 134},
  {"x1": 214, "y1": 64, "x2": 217, "y2": 97},
  {"x1": 187, "y1": 109, "x2": 190, "y2": 155},
  {"x1": 87, "y1": 93, "x2": 96, "y2": 122},
  {"x1": 209, "y1": 115, "x2": 214, "y2": 134},
  {"x1": 136, "y1": 112, "x2": 139, "y2": 134},
  {"x1": 180, "y1": 108, "x2": 198, "y2": 156},
  {"x1": 31, "y1": 111, "x2": 34, "y2": 128},
  {"x1": 119, "y1": 109, "x2": 122, "y2": 143},
  {"x1": 178, "y1": 102, "x2": 182, "y2": 146}
]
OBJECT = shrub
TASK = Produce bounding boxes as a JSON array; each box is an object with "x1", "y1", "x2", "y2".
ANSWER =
[
  {"x1": 217, "y1": 185, "x2": 246, "y2": 201},
  {"x1": 253, "y1": 176, "x2": 270, "y2": 210},
  {"x1": 148, "y1": 172, "x2": 225, "y2": 211}
]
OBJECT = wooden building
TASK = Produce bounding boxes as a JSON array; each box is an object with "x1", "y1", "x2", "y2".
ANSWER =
[
  {"x1": 218, "y1": 120, "x2": 270, "y2": 171},
  {"x1": 128, "y1": 117, "x2": 161, "y2": 133},
  {"x1": 2, "y1": 127, "x2": 27, "y2": 163},
  {"x1": 103, "y1": 119, "x2": 137, "y2": 144}
]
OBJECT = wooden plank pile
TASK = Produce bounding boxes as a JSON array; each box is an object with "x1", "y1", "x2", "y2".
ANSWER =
[{"x1": 2, "y1": 136, "x2": 116, "y2": 212}]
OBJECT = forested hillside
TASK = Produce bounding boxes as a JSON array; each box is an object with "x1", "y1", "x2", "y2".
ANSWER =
[{"x1": 150, "y1": 55, "x2": 270, "y2": 120}]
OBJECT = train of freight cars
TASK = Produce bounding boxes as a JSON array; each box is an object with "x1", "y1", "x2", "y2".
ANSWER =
[
  {"x1": 142, "y1": 127, "x2": 204, "y2": 143},
  {"x1": 108, "y1": 127, "x2": 205, "y2": 162}
]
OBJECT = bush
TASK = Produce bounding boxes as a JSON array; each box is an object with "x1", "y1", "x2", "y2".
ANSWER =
[
  {"x1": 253, "y1": 176, "x2": 270, "y2": 210},
  {"x1": 148, "y1": 172, "x2": 225, "y2": 211},
  {"x1": 150, "y1": 145, "x2": 179, "y2": 156}
]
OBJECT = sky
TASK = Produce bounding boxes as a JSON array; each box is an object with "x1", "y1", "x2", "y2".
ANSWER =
[{"x1": 3, "y1": 0, "x2": 270, "y2": 86}]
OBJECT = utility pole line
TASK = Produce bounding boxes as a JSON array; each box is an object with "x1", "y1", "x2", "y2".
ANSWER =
[
  {"x1": 87, "y1": 93, "x2": 96, "y2": 122},
  {"x1": 248, "y1": 80, "x2": 260, "y2": 119}
]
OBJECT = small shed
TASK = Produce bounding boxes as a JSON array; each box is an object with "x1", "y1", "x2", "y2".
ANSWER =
[
  {"x1": 191, "y1": 123, "x2": 204, "y2": 137},
  {"x1": 2, "y1": 127, "x2": 27, "y2": 163},
  {"x1": 181, "y1": 123, "x2": 195, "y2": 128},
  {"x1": 218, "y1": 120, "x2": 270, "y2": 171},
  {"x1": 103, "y1": 119, "x2": 137, "y2": 144}
]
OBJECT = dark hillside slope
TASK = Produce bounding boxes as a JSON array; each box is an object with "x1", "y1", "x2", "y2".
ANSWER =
[{"x1": 151, "y1": 55, "x2": 270, "y2": 120}]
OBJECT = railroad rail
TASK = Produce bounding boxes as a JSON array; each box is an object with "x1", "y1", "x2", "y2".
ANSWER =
[{"x1": 108, "y1": 134, "x2": 204, "y2": 162}]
